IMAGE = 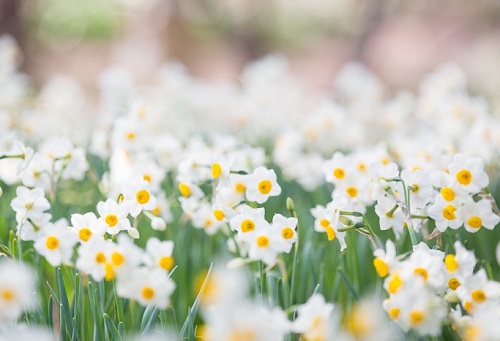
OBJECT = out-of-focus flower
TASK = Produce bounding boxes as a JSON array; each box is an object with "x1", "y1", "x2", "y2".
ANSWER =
[
  {"x1": 292, "y1": 293, "x2": 336, "y2": 340},
  {"x1": 118, "y1": 268, "x2": 175, "y2": 309},
  {"x1": 10, "y1": 186, "x2": 51, "y2": 225},
  {"x1": 0, "y1": 260, "x2": 36, "y2": 324}
]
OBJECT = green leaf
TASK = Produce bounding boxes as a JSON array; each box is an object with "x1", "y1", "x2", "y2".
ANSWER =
[
  {"x1": 104, "y1": 313, "x2": 122, "y2": 341},
  {"x1": 141, "y1": 305, "x2": 159, "y2": 335},
  {"x1": 88, "y1": 281, "x2": 104, "y2": 340},
  {"x1": 179, "y1": 263, "x2": 213, "y2": 338},
  {"x1": 57, "y1": 267, "x2": 74, "y2": 338}
]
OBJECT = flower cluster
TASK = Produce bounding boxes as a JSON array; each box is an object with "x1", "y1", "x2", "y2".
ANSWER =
[
  {"x1": 374, "y1": 240, "x2": 500, "y2": 339},
  {"x1": 174, "y1": 138, "x2": 300, "y2": 266},
  {"x1": 199, "y1": 265, "x2": 393, "y2": 341}
]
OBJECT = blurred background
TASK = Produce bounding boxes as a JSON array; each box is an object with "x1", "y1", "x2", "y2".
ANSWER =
[{"x1": 2, "y1": 0, "x2": 500, "y2": 101}]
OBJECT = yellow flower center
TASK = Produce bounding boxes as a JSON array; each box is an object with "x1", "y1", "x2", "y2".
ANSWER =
[
  {"x1": 159, "y1": 256, "x2": 174, "y2": 271},
  {"x1": 414, "y1": 268, "x2": 428, "y2": 281},
  {"x1": 229, "y1": 330, "x2": 256, "y2": 341},
  {"x1": 281, "y1": 227, "x2": 294, "y2": 239},
  {"x1": 136, "y1": 189, "x2": 150, "y2": 204},
  {"x1": 95, "y1": 252, "x2": 106, "y2": 263},
  {"x1": 464, "y1": 301, "x2": 473, "y2": 312},
  {"x1": 178, "y1": 183, "x2": 191, "y2": 197},
  {"x1": 357, "y1": 163, "x2": 366, "y2": 171},
  {"x1": 112, "y1": 252, "x2": 124, "y2": 266},
  {"x1": 445, "y1": 254, "x2": 458, "y2": 272},
  {"x1": 257, "y1": 236, "x2": 269, "y2": 248},
  {"x1": 258, "y1": 180, "x2": 272, "y2": 194},
  {"x1": 105, "y1": 214, "x2": 118, "y2": 227},
  {"x1": 448, "y1": 278, "x2": 460, "y2": 290},
  {"x1": 467, "y1": 216, "x2": 482, "y2": 229},
  {"x1": 471, "y1": 290, "x2": 486, "y2": 303},
  {"x1": 127, "y1": 132, "x2": 135, "y2": 140},
  {"x1": 457, "y1": 169, "x2": 472, "y2": 185},
  {"x1": 411, "y1": 184, "x2": 419, "y2": 193},
  {"x1": 333, "y1": 168, "x2": 345, "y2": 179},
  {"x1": 235, "y1": 183, "x2": 246, "y2": 193},
  {"x1": 1, "y1": 289, "x2": 14, "y2": 301},
  {"x1": 346, "y1": 187, "x2": 358, "y2": 198},
  {"x1": 213, "y1": 209, "x2": 225, "y2": 221},
  {"x1": 442, "y1": 205, "x2": 456, "y2": 220},
  {"x1": 373, "y1": 258, "x2": 389, "y2": 277},
  {"x1": 464, "y1": 326, "x2": 480, "y2": 341},
  {"x1": 241, "y1": 219, "x2": 255, "y2": 233},
  {"x1": 143, "y1": 174, "x2": 151, "y2": 182},
  {"x1": 79, "y1": 228, "x2": 92, "y2": 242},
  {"x1": 409, "y1": 311, "x2": 425, "y2": 326},
  {"x1": 320, "y1": 219, "x2": 330, "y2": 227},
  {"x1": 388, "y1": 308, "x2": 400, "y2": 320},
  {"x1": 345, "y1": 309, "x2": 372, "y2": 338},
  {"x1": 440, "y1": 187, "x2": 455, "y2": 201},
  {"x1": 212, "y1": 163, "x2": 222, "y2": 179},
  {"x1": 388, "y1": 275, "x2": 403, "y2": 294},
  {"x1": 142, "y1": 286, "x2": 155, "y2": 300},
  {"x1": 46, "y1": 236, "x2": 59, "y2": 250}
]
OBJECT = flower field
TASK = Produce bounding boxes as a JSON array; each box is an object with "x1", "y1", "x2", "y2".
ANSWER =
[{"x1": 1, "y1": 34, "x2": 500, "y2": 340}]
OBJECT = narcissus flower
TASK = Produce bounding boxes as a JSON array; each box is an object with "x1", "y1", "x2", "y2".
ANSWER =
[
  {"x1": 33, "y1": 219, "x2": 78, "y2": 266},
  {"x1": 456, "y1": 197, "x2": 500, "y2": 233},
  {"x1": 448, "y1": 153, "x2": 489, "y2": 193},
  {"x1": 427, "y1": 194, "x2": 463, "y2": 232},
  {"x1": 229, "y1": 205, "x2": 267, "y2": 237},
  {"x1": 76, "y1": 238, "x2": 114, "y2": 282},
  {"x1": 270, "y1": 213, "x2": 298, "y2": 253},
  {"x1": 456, "y1": 269, "x2": 500, "y2": 314},
  {"x1": 374, "y1": 195, "x2": 407, "y2": 239},
  {"x1": 244, "y1": 166, "x2": 281, "y2": 204},
  {"x1": 121, "y1": 176, "x2": 157, "y2": 218},
  {"x1": 96, "y1": 198, "x2": 132, "y2": 235},
  {"x1": 69, "y1": 212, "x2": 105, "y2": 243},
  {"x1": 373, "y1": 239, "x2": 397, "y2": 278},
  {"x1": 144, "y1": 237, "x2": 175, "y2": 273}
]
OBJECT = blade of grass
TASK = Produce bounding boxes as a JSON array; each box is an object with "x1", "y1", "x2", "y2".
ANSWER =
[{"x1": 179, "y1": 263, "x2": 213, "y2": 338}]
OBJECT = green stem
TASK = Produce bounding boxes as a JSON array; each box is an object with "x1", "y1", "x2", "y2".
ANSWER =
[
  {"x1": 0, "y1": 154, "x2": 25, "y2": 160},
  {"x1": 287, "y1": 197, "x2": 299, "y2": 312},
  {"x1": 411, "y1": 214, "x2": 429, "y2": 219}
]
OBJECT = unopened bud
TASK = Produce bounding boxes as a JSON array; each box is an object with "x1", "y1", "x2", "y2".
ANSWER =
[
  {"x1": 151, "y1": 217, "x2": 166, "y2": 231},
  {"x1": 286, "y1": 197, "x2": 295, "y2": 212},
  {"x1": 127, "y1": 228, "x2": 140, "y2": 239}
]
